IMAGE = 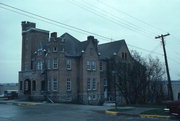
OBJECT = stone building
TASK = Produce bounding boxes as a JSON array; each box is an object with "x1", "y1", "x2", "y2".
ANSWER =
[{"x1": 18, "y1": 21, "x2": 132, "y2": 104}]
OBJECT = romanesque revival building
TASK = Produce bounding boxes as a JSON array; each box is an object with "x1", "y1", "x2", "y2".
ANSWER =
[{"x1": 19, "y1": 21, "x2": 132, "y2": 104}]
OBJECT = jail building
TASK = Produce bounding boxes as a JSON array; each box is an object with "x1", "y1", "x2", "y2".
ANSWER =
[{"x1": 19, "y1": 21, "x2": 132, "y2": 104}]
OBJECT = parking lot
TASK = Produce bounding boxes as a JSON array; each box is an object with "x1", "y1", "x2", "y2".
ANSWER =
[{"x1": 0, "y1": 103, "x2": 177, "y2": 121}]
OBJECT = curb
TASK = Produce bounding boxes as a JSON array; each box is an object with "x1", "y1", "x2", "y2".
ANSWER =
[
  {"x1": 140, "y1": 114, "x2": 171, "y2": 119},
  {"x1": 105, "y1": 110, "x2": 120, "y2": 115},
  {"x1": 105, "y1": 110, "x2": 171, "y2": 120},
  {"x1": 0, "y1": 101, "x2": 38, "y2": 106}
]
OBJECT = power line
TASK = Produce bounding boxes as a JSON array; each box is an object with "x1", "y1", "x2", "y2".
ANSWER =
[
  {"x1": 0, "y1": 2, "x2": 179, "y2": 65},
  {"x1": 0, "y1": 3, "x2": 112, "y2": 41},
  {"x1": 69, "y1": 0, "x2": 157, "y2": 39},
  {"x1": 97, "y1": 0, "x2": 168, "y2": 34},
  {"x1": 81, "y1": 0, "x2": 158, "y2": 36}
]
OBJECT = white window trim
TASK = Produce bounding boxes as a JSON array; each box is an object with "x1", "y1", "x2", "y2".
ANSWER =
[
  {"x1": 91, "y1": 61, "x2": 96, "y2": 71},
  {"x1": 66, "y1": 59, "x2": 72, "y2": 70},
  {"x1": 37, "y1": 61, "x2": 43, "y2": 70},
  {"x1": 66, "y1": 78, "x2": 71, "y2": 91},
  {"x1": 48, "y1": 79, "x2": 52, "y2": 91},
  {"x1": 52, "y1": 78, "x2": 58, "y2": 91},
  {"x1": 53, "y1": 58, "x2": 58, "y2": 69},
  {"x1": 92, "y1": 78, "x2": 96, "y2": 90},
  {"x1": 87, "y1": 78, "x2": 91, "y2": 90},
  {"x1": 92, "y1": 94, "x2": 96, "y2": 100},
  {"x1": 47, "y1": 59, "x2": 51, "y2": 69},
  {"x1": 86, "y1": 61, "x2": 91, "y2": 71}
]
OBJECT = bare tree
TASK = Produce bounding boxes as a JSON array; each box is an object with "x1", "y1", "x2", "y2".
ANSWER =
[{"x1": 110, "y1": 51, "x2": 165, "y2": 104}]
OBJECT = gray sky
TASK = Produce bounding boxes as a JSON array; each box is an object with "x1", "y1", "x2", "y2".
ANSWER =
[{"x1": 0, "y1": 0, "x2": 180, "y2": 83}]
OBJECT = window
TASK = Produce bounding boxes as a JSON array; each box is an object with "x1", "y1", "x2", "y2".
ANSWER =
[
  {"x1": 87, "y1": 78, "x2": 91, "y2": 90},
  {"x1": 122, "y1": 52, "x2": 125, "y2": 59},
  {"x1": 31, "y1": 60, "x2": 34, "y2": 70},
  {"x1": 20, "y1": 81, "x2": 23, "y2": 90},
  {"x1": 86, "y1": 61, "x2": 91, "y2": 70},
  {"x1": 47, "y1": 59, "x2": 51, "y2": 69},
  {"x1": 91, "y1": 61, "x2": 96, "y2": 71},
  {"x1": 92, "y1": 94, "x2": 96, "y2": 100},
  {"x1": 53, "y1": 78, "x2": 58, "y2": 91},
  {"x1": 41, "y1": 81, "x2": 45, "y2": 91},
  {"x1": 48, "y1": 79, "x2": 52, "y2": 91},
  {"x1": 53, "y1": 46, "x2": 57, "y2": 52},
  {"x1": 92, "y1": 78, "x2": 96, "y2": 90},
  {"x1": 53, "y1": 58, "x2": 58, "y2": 69},
  {"x1": 104, "y1": 79, "x2": 107, "y2": 86},
  {"x1": 37, "y1": 61, "x2": 43, "y2": 70},
  {"x1": 66, "y1": 59, "x2": 71, "y2": 70},
  {"x1": 67, "y1": 78, "x2": 71, "y2": 91},
  {"x1": 24, "y1": 80, "x2": 28, "y2": 91},
  {"x1": 100, "y1": 61, "x2": 103, "y2": 71},
  {"x1": 32, "y1": 80, "x2": 36, "y2": 91},
  {"x1": 60, "y1": 45, "x2": 64, "y2": 52}
]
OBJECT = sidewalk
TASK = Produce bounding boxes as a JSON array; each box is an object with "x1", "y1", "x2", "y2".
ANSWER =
[
  {"x1": 105, "y1": 104, "x2": 171, "y2": 119},
  {"x1": 0, "y1": 98, "x2": 44, "y2": 106}
]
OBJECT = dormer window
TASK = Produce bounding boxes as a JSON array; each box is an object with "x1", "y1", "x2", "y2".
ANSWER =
[{"x1": 61, "y1": 38, "x2": 65, "y2": 42}]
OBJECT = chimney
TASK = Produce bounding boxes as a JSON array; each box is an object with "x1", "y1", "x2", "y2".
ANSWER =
[
  {"x1": 87, "y1": 35, "x2": 98, "y2": 49},
  {"x1": 51, "y1": 32, "x2": 57, "y2": 38},
  {"x1": 87, "y1": 36, "x2": 94, "y2": 40}
]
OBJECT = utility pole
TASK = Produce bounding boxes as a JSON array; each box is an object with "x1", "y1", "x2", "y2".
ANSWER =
[{"x1": 155, "y1": 33, "x2": 174, "y2": 101}]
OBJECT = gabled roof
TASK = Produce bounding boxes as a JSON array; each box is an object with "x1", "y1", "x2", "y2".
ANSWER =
[
  {"x1": 60, "y1": 33, "x2": 80, "y2": 57},
  {"x1": 98, "y1": 40, "x2": 126, "y2": 59},
  {"x1": 58, "y1": 33, "x2": 127, "y2": 58},
  {"x1": 60, "y1": 33, "x2": 90, "y2": 57}
]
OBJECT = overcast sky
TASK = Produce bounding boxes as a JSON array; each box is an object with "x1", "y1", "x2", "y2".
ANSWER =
[{"x1": 0, "y1": 0, "x2": 180, "y2": 83}]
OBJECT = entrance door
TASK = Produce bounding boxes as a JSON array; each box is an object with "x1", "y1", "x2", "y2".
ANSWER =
[{"x1": 24, "y1": 79, "x2": 31, "y2": 94}]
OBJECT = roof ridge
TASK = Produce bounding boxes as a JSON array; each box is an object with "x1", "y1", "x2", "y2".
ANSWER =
[
  {"x1": 99, "y1": 39, "x2": 125, "y2": 46},
  {"x1": 61, "y1": 32, "x2": 80, "y2": 43}
]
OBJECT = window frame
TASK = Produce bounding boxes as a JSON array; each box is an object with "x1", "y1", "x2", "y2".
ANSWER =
[
  {"x1": 91, "y1": 61, "x2": 96, "y2": 71},
  {"x1": 92, "y1": 78, "x2": 96, "y2": 90},
  {"x1": 86, "y1": 61, "x2": 91, "y2": 71},
  {"x1": 53, "y1": 58, "x2": 58, "y2": 69},
  {"x1": 52, "y1": 78, "x2": 58, "y2": 91},
  {"x1": 53, "y1": 46, "x2": 58, "y2": 52},
  {"x1": 32, "y1": 80, "x2": 36, "y2": 91},
  {"x1": 66, "y1": 59, "x2": 72, "y2": 70},
  {"x1": 87, "y1": 78, "x2": 91, "y2": 90},
  {"x1": 66, "y1": 78, "x2": 71, "y2": 91}
]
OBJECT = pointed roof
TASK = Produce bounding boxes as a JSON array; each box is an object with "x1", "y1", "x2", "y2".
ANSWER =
[
  {"x1": 60, "y1": 33, "x2": 89, "y2": 57},
  {"x1": 58, "y1": 33, "x2": 127, "y2": 58},
  {"x1": 98, "y1": 40, "x2": 126, "y2": 59}
]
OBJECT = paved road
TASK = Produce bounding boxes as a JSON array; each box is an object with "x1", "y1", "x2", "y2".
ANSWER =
[{"x1": 0, "y1": 103, "x2": 177, "y2": 121}]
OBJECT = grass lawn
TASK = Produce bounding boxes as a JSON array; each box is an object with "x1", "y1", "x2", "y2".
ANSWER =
[
  {"x1": 140, "y1": 108, "x2": 167, "y2": 115},
  {"x1": 108, "y1": 108, "x2": 133, "y2": 112}
]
